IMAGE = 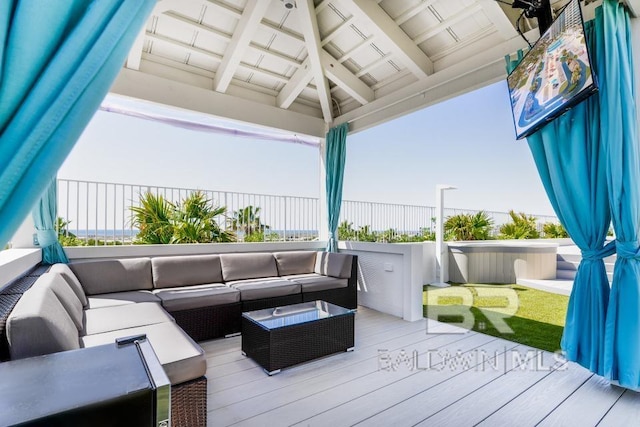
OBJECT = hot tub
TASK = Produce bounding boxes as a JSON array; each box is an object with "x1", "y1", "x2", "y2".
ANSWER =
[{"x1": 447, "y1": 241, "x2": 558, "y2": 284}]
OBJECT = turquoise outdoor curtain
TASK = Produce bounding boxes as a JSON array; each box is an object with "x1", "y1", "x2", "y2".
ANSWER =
[
  {"x1": 0, "y1": 0, "x2": 155, "y2": 249},
  {"x1": 519, "y1": 0, "x2": 640, "y2": 387},
  {"x1": 525, "y1": 16, "x2": 614, "y2": 376},
  {"x1": 325, "y1": 123, "x2": 349, "y2": 252},
  {"x1": 600, "y1": 1, "x2": 640, "y2": 389},
  {"x1": 33, "y1": 178, "x2": 69, "y2": 264}
]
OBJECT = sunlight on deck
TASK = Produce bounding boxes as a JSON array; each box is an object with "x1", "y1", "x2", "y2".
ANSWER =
[{"x1": 200, "y1": 307, "x2": 639, "y2": 426}]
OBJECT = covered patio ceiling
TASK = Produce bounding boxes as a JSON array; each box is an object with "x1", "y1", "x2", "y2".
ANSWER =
[{"x1": 110, "y1": 0, "x2": 640, "y2": 138}]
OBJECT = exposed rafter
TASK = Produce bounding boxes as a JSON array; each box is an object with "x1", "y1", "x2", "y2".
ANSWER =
[
  {"x1": 320, "y1": 50, "x2": 374, "y2": 105},
  {"x1": 394, "y1": 0, "x2": 438, "y2": 25},
  {"x1": 213, "y1": 0, "x2": 271, "y2": 93},
  {"x1": 162, "y1": 12, "x2": 302, "y2": 69},
  {"x1": 205, "y1": 0, "x2": 305, "y2": 46},
  {"x1": 296, "y1": 0, "x2": 333, "y2": 123},
  {"x1": 413, "y1": 4, "x2": 484, "y2": 45},
  {"x1": 277, "y1": 59, "x2": 313, "y2": 109},
  {"x1": 345, "y1": 0, "x2": 434, "y2": 78},
  {"x1": 146, "y1": 32, "x2": 289, "y2": 84},
  {"x1": 126, "y1": 0, "x2": 182, "y2": 70}
]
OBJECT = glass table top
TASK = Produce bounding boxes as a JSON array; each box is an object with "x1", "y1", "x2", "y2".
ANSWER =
[{"x1": 242, "y1": 300, "x2": 354, "y2": 330}]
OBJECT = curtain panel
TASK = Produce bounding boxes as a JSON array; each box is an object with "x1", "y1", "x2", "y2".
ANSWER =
[
  {"x1": 599, "y1": 0, "x2": 640, "y2": 389},
  {"x1": 325, "y1": 123, "x2": 348, "y2": 252},
  {"x1": 0, "y1": 0, "x2": 155, "y2": 249}
]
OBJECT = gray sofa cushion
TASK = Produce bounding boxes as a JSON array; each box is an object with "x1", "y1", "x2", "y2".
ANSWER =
[
  {"x1": 284, "y1": 273, "x2": 348, "y2": 292},
  {"x1": 81, "y1": 322, "x2": 207, "y2": 385},
  {"x1": 48, "y1": 264, "x2": 88, "y2": 307},
  {"x1": 220, "y1": 253, "x2": 278, "y2": 282},
  {"x1": 152, "y1": 255, "x2": 223, "y2": 289},
  {"x1": 83, "y1": 302, "x2": 174, "y2": 336},
  {"x1": 273, "y1": 251, "x2": 317, "y2": 276},
  {"x1": 314, "y1": 252, "x2": 353, "y2": 279},
  {"x1": 86, "y1": 290, "x2": 161, "y2": 309},
  {"x1": 35, "y1": 273, "x2": 84, "y2": 331},
  {"x1": 227, "y1": 278, "x2": 300, "y2": 300},
  {"x1": 7, "y1": 287, "x2": 80, "y2": 359},
  {"x1": 153, "y1": 284, "x2": 239, "y2": 312},
  {"x1": 69, "y1": 258, "x2": 153, "y2": 295}
]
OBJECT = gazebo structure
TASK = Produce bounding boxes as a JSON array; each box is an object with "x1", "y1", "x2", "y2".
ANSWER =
[{"x1": 1, "y1": 0, "x2": 640, "y2": 425}]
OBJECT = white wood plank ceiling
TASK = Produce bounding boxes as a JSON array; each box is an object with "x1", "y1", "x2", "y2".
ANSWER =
[{"x1": 110, "y1": 0, "x2": 636, "y2": 138}]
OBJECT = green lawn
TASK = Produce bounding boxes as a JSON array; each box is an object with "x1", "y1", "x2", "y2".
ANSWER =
[{"x1": 423, "y1": 284, "x2": 568, "y2": 353}]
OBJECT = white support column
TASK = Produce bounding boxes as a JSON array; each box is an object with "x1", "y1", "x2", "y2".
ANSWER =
[
  {"x1": 431, "y1": 184, "x2": 456, "y2": 287},
  {"x1": 318, "y1": 137, "x2": 329, "y2": 243}
]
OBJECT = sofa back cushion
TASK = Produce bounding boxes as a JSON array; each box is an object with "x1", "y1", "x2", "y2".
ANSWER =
[
  {"x1": 273, "y1": 251, "x2": 317, "y2": 276},
  {"x1": 35, "y1": 273, "x2": 84, "y2": 331},
  {"x1": 69, "y1": 258, "x2": 153, "y2": 295},
  {"x1": 220, "y1": 253, "x2": 278, "y2": 282},
  {"x1": 152, "y1": 255, "x2": 223, "y2": 289},
  {"x1": 314, "y1": 252, "x2": 353, "y2": 279},
  {"x1": 7, "y1": 286, "x2": 80, "y2": 359},
  {"x1": 48, "y1": 263, "x2": 88, "y2": 307}
]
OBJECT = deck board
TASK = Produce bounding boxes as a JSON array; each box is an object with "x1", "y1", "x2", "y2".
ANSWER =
[{"x1": 202, "y1": 307, "x2": 640, "y2": 426}]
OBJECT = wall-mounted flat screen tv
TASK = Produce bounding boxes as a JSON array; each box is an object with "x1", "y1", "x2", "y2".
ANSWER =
[{"x1": 507, "y1": 0, "x2": 597, "y2": 140}]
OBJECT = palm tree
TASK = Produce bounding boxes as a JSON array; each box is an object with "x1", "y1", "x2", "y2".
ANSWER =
[
  {"x1": 131, "y1": 193, "x2": 174, "y2": 244},
  {"x1": 444, "y1": 211, "x2": 493, "y2": 241},
  {"x1": 172, "y1": 191, "x2": 235, "y2": 243},
  {"x1": 229, "y1": 205, "x2": 269, "y2": 239},
  {"x1": 131, "y1": 191, "x2": 235, "y2": 244},
  {"x1": 499, "y1": 210, "x2": 540, "y2": 239}
]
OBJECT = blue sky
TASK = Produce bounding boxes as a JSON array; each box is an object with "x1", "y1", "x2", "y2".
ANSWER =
[{"x1": 59, "y1": 80, "x2": 555, "y2": 216}]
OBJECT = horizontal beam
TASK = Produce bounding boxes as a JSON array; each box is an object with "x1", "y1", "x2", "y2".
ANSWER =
[{"x1": 110, "y1": 68, "x2": 327, "y2": 138}]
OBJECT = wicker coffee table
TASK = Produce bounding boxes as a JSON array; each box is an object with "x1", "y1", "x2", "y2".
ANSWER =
[{"x1": 241, "y1": 300, "x2": 355, "y2": 375}]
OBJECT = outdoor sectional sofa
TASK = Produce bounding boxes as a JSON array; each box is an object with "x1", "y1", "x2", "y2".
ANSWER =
[{"x1": 1, "y1": 250, "x2": 357, "y2": 427}]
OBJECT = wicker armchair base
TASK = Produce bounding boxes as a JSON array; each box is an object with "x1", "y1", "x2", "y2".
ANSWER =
[
  {"x1": 172, "y1": 376, "x2": 207, "y2": 427},
  {"x1": 171, "y1": 303, "x2": 242, "y2": 342}
]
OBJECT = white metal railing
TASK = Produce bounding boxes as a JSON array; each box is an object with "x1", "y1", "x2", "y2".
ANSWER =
[{"x1": 56, "y1": 179, "x2": 559, "y2": 245}]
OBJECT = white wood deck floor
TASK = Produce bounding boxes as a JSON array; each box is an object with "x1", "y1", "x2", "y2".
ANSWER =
[{"x1": 199, "y1": 306, "x2": 640, "y2": 427}]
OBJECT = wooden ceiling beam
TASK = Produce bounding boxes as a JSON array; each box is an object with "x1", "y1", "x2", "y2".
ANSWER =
[
  {"x1": 214, "y1": 0, "x2": 272, "y2": 93},
  {"x1": 346, "y1": 0, "x2": 434, "y2": 78}
]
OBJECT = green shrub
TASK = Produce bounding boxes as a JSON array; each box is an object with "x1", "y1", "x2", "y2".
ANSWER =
[{"x1": 499, "y1": 211, "x2": 540, "y2": 239}]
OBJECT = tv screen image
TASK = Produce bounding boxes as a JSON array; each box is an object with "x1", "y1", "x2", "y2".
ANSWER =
[{"x1": 507, "y1": 0, "x2": 597, "y2": 140}]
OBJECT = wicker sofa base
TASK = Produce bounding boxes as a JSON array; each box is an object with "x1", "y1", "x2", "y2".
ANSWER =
[
  {"x1": 172, "y1": 376, "x2": 207, "y2": 427},
  {"x1": 171, "y1": 302, "x2": 242, "y2": 342},
  {"x1": 302, "y1": 287, "x2": 355, "y2": 310},
  {"x1": 241, "y1": 294, "x2": 303, "y2": 312}
]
